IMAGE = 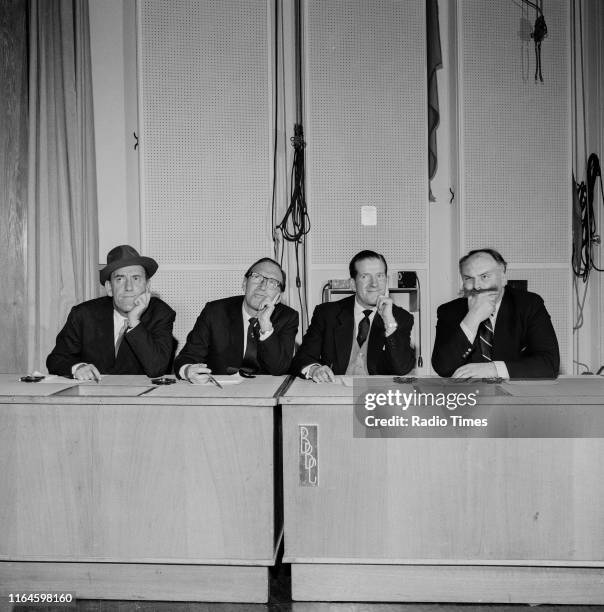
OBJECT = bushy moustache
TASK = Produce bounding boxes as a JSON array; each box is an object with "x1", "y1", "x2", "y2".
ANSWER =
[{"x1": 462, "y1": 287, "x2": 498, "y2": 298}]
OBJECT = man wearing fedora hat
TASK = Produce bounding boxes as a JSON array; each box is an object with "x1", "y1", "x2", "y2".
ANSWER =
[{"x1": 47, "y1": 245, "x2": 176, "y2": 380}]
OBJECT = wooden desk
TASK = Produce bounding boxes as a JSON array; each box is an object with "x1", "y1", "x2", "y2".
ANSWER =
[
  {"x1": 281, "y1": 376, "x2": 604, "y2": 604},
  {"x1": 0, "y1": 374, "x2": 288, "y2": 603}
]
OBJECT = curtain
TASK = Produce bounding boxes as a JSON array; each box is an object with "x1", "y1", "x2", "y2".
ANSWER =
[
  {"x1": 27, "y1": 0, "x2": 99, "y2": 372},
  {"x1": 0, "y1": 0, "x2": 28, "y2": 373}
]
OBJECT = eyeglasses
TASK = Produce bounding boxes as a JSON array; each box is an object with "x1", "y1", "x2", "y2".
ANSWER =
[{"x1": 246, "y1": 271, "x2": 283, "y2": 290}]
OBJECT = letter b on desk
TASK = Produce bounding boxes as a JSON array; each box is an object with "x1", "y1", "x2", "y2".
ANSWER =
[{"x1": 299, "y1": 425, "x2": 318, "y2": 486}]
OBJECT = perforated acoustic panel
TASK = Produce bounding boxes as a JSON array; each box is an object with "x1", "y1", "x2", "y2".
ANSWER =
[
  {"x1": 152, "y1": 269, "x2": 244, "y2": 351},
  {"x1": 304, "y1": 0, "x2": 428, "y2": 265},
  {"x1": 138, "y1": 0, "x2": 271, "y2": 265},
  {"x1": 507, "y1": 268, "x2": 571, "y2": 374},
  {"x1": 459, "y1": 0, "x2": 570, "y2": 262}
]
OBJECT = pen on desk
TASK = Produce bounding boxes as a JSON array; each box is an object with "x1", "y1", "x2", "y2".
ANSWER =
[{"x1": 207, "y1": 374, "x2": 223, "y2": 389}]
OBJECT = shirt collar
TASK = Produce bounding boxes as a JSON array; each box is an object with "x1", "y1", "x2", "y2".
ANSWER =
[
  {"x1": 113, "y1": 309, "x2": 128, "y2": 326},
  {"x1": 491, "y1": 291, "x2": 504, "y2": 320},
  {"x1": 242, "y1": 302, "x2": 255, "y2": 323},
  {"x1": 354, "y1": 299, "x2": 376, "y2": 319}
]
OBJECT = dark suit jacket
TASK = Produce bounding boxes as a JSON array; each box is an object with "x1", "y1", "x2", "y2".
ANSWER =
[
  {"x1": 173, "y1": 295, "x2": 299, "y2": 376},
  {"x1": 46, "y1": 296, "x2": 176, "y2": 377},
  {"x1": 291, "y1": 295, "x2": 415, "y2": 376},
  {"x1": 431, "y1": 286, "x2": 560, "y2": 378}
]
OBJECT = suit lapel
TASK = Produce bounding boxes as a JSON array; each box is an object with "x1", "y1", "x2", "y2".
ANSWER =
[
  {"x1": 99, "y1": 298, "x2": 117, "y2": 369},
  {"x1": 334, "y1": 297, "x2": 354, "y2": 373},
  {"x1": 228, "y1": 296, "x2": 245, "y2": 359},
  {"x1": 493, "y1": 288, "x2": 513, "y2": 359}
]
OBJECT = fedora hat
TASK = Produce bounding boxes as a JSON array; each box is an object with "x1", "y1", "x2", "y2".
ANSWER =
[{"x1": 99, "y1": 245, "x2": 158, "y2": 285}]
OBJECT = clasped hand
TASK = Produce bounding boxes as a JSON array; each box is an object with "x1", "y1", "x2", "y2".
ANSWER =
[
  {"x1": 186, "y1": 363, "x2": 213, "y2": 384},
  {"x1": 309, "y1": 364, "x2": 336, "y2": 383},
  {"x1": 465, "y1": 290, "x2": 497, "y2": 326},
  {"x1": 376, "y1": 294, "x2": 395, "y2": 327},
  {"x1": 256, "y1": 294, "x2": 280, "y2": 333}
]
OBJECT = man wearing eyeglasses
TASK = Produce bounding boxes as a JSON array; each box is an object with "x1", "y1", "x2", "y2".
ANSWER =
[
  {"x1": 291, "y1": 250, "x2": 415, "y2": 382},
  {"x1": 174, "y1": 258, "x2": 299, "y2": 382}
]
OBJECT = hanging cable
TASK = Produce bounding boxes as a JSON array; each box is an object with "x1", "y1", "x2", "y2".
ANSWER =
[
  {"x1": 570, "y1": 2, "x2": 603, "y2": 373},
  {"x1": 572, "y1": 154, "x2": 604, "y2": 283},
  {"x1": 275, "y1": 0, "x2": 310, "y2": 331},
  {"x1": 271, "y1": 0, "x2": 280, "y2": 258},
  {"x1": 520, "y1": 0, "x2": 547, "y2": 82},
  {"x1": 277, "y1": 125, "x2": 310, "y2": 329}
]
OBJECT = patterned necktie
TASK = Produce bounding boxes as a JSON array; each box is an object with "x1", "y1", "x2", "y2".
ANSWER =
[
  {"x1": 242, "y1": 317, "x2": 260, "y2": 371},
  {"x1": 478, "y1": 318, "x2": 494, "y2": 362},
  {"x1": 115, "y1": 319, "x2": 129, "y2": 357},
  {"x1": 356, "y1": 310, "x2": 372, "y2": 348}
]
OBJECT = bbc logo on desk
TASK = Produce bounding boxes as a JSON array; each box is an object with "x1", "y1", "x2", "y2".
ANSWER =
[{"x1": 299, "y1": 425, "x2": 318, "y2": 486}]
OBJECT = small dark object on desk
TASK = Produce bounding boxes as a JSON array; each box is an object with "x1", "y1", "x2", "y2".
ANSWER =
[
  {"x1": 151, "y1": 376, "x2": 177, "y2": 385},
  {"x1": 393, "y1": 376, "x2": 416, "y2": 384},
  {"x1": 20, "y1": 375, "x2": 45, "y2": 382},
  {"x1": 226, "y1": 366, "x2": 256, "y2": 378}
]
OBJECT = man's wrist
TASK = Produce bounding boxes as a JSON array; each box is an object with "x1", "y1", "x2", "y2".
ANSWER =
[{"x1": 461, "y1": 314, "x2": 481, "y2": 334}]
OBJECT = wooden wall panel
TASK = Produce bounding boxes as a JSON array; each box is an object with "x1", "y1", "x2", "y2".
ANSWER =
[
  {"x1": 457, "y1": 0, "x2": 572, "y2": 373},
  {"x1": 0, "y1": 0, "x2": 28, "y2": 373}
]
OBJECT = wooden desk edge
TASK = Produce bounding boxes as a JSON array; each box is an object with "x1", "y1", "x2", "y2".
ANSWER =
[
  {"x1": 280, "y1": 396, "x2": 604, "y2": 405},
  {"x1": 282, "y1": 556, "x2": 604, "y2": 567},
  {"x1": 0, "y1": 395, "x2": 279, "y2": 406}
]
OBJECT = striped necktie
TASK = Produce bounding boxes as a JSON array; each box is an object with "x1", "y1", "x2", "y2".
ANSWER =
[{"x1": 478, "y1": 318, "x2": 494, "y2": 362}]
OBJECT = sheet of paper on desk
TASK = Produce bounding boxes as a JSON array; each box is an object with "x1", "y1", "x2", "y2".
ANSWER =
[
  {"x1": 210, "y1": 376, "x2": 243, "y2": 385},
  {"x1": 146, "y1": 376, "x2": 243, "y2": 396},
  {"x1": 87, "y1": 374, "x2": 150, "y2": 386},
  {"x1": 39, "y1": 375, "x2": 74, "y2": 383},
  {"x1": 1, "y1": 381, "x2": 77, "y2": 395},
  {"x1": 58, "y1": 374, "x2": 157, "y2": 386},
  {"x1": 42, "y1": 375, "x2": 110, "y2": 385}
]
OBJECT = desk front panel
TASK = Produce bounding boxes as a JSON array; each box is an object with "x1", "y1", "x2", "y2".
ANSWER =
[
  {"x1": 282, "y1": 378, "x2": 604, "y2": 564},
  {"x1": 0, "y1": 376, "x2": 283, "y2": 564}
]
